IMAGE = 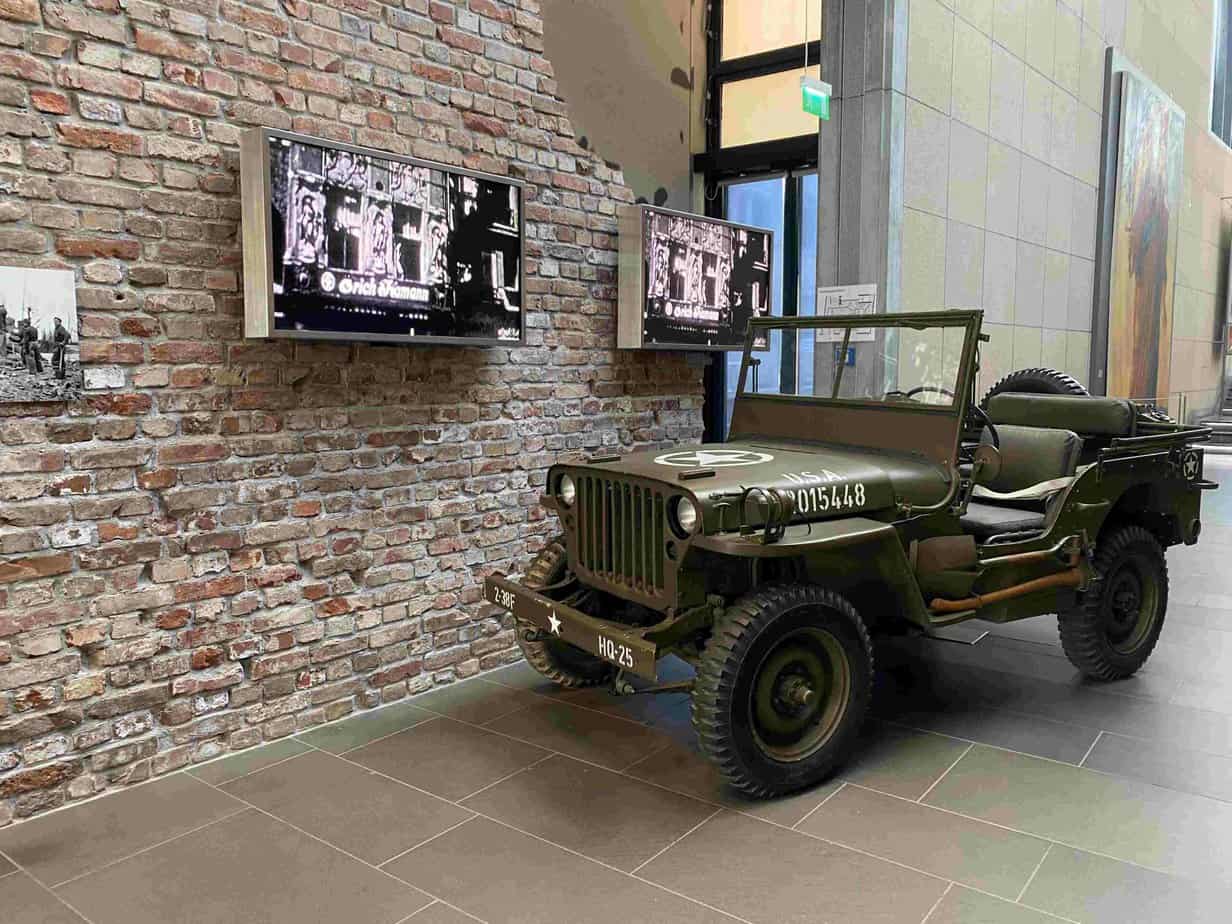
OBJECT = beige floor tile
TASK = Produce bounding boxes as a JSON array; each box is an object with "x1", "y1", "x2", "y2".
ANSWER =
[
  {"x1": 0, "y1": 872, "x2": 88, "y2": 924},
  {"x1": 56, "y1": 810, "x2": 429, "y2": 924},
  {"x1": 638, "y1": 810, "x2": 948, "y2": 923},
  {"x1": 801, "y1": 785, "x2": 1050, "y2": 899},
  {"x1": 1083, "y1": 730, "x2": 1232, "y2": 802},
  {"x1": 839, "y1": 722, "x2": 972, "y2": 799},
  {"x1": 404, "y1": 902, "x2": 480, "y2": 924},
  {"x1": 295, "y1": 701, "x2": 435, "y2": 754},
  {"x1": 927, "y1": 886, "x2": 1065, "y2": 923},
  {"x1": 346, "y1": 716, "x2": 549, "y2": 801},
  {"x1": 623, "y1": 739, "x2": 842, "y2": 827},
  {"x1": 222, "y1": 750, "x2": 471, "y2": 865},
  {"x1": 925, "y1": 745, "x2": 1232, "y2": 882},
  {"x1": 1021, "y1": 844, "x2": 1232, "y2": 923},
  {"x1": 484, "y1": 700, "x2": 669, "y2": 770},
  {"x1": 188, "y1": 736, "x2": 312, "y2": 785},
  {"x1": 408, "y1": 678, "x2": 543, "y2": 725},
  {"x1": 462, "y1": 754, "x2": 715, "y2": 871},
  {"x1": 385, "y1": 816, "x2": 736, "y2": 923},
  {"x1": 0, "y1": 774, "x2": 243, "y2": 886}
]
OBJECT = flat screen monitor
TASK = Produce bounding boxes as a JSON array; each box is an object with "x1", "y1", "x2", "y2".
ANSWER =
[
  {"x1": 617, "y1": 204, "x2": 773, "y2": 350},
  {"x1": 241, "y1": 128, "x2": 524, "y2": 346}
]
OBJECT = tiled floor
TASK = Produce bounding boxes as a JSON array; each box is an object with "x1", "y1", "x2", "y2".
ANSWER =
[{"x1": 5, "y1": 459, "x2": 1232, "y2": 923}]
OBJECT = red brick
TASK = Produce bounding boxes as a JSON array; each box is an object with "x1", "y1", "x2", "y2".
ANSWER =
[
  {"x1": 137, "y1": 469, "x2": 177, "y2": 490},
  {"x1": 158, "y1": 440, "x2": 228, "y2": 464},
  {"x1": 133, "y1": 26, "x2": 211, "y2": 65},
  {"x1": 0, "y1": 553, "x2": 73, "y2": 583},
  {"x1": 0, "y1": 0, "x2": 37, "y2": 22},
  {"x1": 55, "y1": 235, "x2": 141, "y2": 259},
  {"x1": 57, "y1": 64, "x2": 142, "y2": 99},
  {"x1": 190, "y1": 646, "x2": 224, "y2": 670},
  {"x1": 144, "y1": 83, "x2": 221, "y2": 116},
  {"x1": 57, "y1": 123, "x2": 144, "y2": 154},
  {"x1": 174, "y1": 574, "x2": 246, "y2": 603},
  {"x1": 0, "y1": 761, "x2": 81, "y2": 797},
  {"x1": 0, "y1": 51, "x2": 52, "y2": 82}
]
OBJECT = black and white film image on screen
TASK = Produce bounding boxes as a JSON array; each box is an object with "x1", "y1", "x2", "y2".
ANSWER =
[
  {"x1": 642, "y1": 211, "x2": 770, "y2": 347},
  {"x1": 0, "y1": 266, "x2": 80, "y2": 404},
  {"x1": 268, "y1": 138, "x2": 522, "y2": 341}
]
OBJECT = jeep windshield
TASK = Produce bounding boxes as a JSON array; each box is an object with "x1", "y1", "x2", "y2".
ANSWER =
[
  {"x1": 731, "y1": 310, "x2": 983, "y2": 467},
  {"x1": 736, "y1": 312, "x2": 978, "y2": 410}
]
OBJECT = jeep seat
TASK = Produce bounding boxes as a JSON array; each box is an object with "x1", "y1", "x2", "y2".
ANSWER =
[
  {"x1": 986, "y1": 393, "x2": 1136, "y2": 438},
  {"x1": 961, "y1": 425, "x2": 1083, "y2": 540}
]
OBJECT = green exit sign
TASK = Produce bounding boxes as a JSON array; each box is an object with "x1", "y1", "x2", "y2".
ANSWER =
[{"x1": 800, "y1": 75, "x2": 832, "y2": 121}]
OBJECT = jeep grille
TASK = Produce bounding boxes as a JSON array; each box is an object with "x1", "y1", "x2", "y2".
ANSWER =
[{"x1": 573, "y1": 474, "x2": 667, "y2": 603}]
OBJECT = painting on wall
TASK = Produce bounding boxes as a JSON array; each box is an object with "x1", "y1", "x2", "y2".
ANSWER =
[
  {"x1": 0, "y1": 266, "x2": 80, "y2": 404},
  {"x1": 1105, "y1": 71, "x2": 1185, "y2": 401}
]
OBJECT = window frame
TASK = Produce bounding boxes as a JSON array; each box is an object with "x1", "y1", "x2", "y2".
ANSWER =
[{"x1": 1213, "y1": 0, "x2": 1232, "y2": 147}]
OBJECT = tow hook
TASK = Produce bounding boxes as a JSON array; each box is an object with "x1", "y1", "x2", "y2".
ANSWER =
[{"x1": 522, "y1": 628, "x2": 547, "y2": 643}]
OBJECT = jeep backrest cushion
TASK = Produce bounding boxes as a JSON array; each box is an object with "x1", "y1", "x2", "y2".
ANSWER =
[
  {"x1": 986, "y1": 393, "x2": 1136, "y2": 437},
  {"x1": 979, "y1": 425, "x2": 1082, "y2": 494}
]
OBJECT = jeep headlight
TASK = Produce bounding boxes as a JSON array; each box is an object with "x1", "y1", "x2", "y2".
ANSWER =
[
  {"x1": 558, "y1": 474, "x2": 576, "y2": 507},
  {"x1": 671, "y1": 496, "x2": 699, "y2": 537}
]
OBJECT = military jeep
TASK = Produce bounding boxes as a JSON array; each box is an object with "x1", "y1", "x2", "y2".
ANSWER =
[{"x1": 485, "y1": 310, "x2": 1215, "y2": 796}]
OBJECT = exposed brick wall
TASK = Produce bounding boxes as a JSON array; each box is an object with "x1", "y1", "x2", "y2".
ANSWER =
[{"x1": 0, "y1": 0, "x2": 704, "y2": 823}]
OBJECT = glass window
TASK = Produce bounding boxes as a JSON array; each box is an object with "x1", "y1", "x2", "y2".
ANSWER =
[
  {"x1": 1215, "y1": 1, "x2": 1232, "y2": 146},
  {"x1": 737, "y1": 320, "x2": 968, "y2": 409},
  {"x1": 719, "y1": 171, "x2": 819, "y2": 431},
  {"x1": 720, "y1": 68, "x2": 821, "y2": 148},
  {"x1": 723, "y1": 176, "x2": 786, "y2": 426},
  {"x1": 795, "y1": 172, "x2": 818, "y2": 395},
  {"x1": 722, "y1": 0, "x2": 823, "y2": 61}
]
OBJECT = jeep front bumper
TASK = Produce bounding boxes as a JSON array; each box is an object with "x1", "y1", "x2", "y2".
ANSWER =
[{"x1": 484, "y1": 574, "x2": 659, "y2": 680}]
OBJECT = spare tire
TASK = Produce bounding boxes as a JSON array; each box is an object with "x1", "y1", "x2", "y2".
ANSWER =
[{"x1": 980, "y1": 367, "x2": 1088, "y2": 409}]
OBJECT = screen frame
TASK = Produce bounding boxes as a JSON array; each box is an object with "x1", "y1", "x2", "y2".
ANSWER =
[
  {"x1": 240, "y1": 126, "x2": 528, "y2": 348},
  {"x1": 616, "y1": 203, "x2": 775, "y2": 352}
]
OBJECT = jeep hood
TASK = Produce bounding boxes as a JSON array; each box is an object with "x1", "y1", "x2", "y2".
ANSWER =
[{"x1": 575, "y1": 440, "x2": 951, "y2": 522}]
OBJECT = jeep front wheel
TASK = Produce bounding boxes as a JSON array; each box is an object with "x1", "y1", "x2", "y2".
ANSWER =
[
  {"x1": 1059, "y1": 525, "x2": 1168, "y2": 680},
  {"x1": 692, "y1": 584, "x2": 872, "y2": 797},
  {"x1": 516, "y1": 538, "x2": 614, "y2": 688}
]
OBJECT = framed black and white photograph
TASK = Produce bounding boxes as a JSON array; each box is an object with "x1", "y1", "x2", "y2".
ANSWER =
[
  {"x1": 617, "y1": 204, "x2": 772, "y2": 350},
  {"x1": 241, "y1": 128, "x2": 524, "y2": 346},
  {"x1": 0, "y1": 266, "x2": 80, "y2": 404}
]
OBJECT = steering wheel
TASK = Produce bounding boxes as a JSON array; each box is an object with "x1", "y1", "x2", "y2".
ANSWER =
[
  {"x1": 905, "y1": 385, "x2": 954, "y2": 401},
  {"x1": 958, "y1": 403, "x2": 1000, "y2": 470},
  {"x1": 885, "y1": 385, "x2": 955, "y2": 403}
]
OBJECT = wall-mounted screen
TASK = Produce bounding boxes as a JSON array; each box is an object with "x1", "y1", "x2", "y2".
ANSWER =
[
  {"x1": 618, "y1": 205, "x2": 772, "y2": 350},
  {"x1": 241, "y1": 128, "x2": 524, "y2": 345}
]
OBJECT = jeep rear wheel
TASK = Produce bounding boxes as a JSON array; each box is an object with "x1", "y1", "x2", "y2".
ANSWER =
[
  {"x1": 1059, "y1": 525, "x2": 1168, "y2": 680},
  {"x1": 692, "y1": 584, "x2": 872, "y2": 797},
  {"x1": 517, "y1": 539, "x2": 614, "y2": 688}
]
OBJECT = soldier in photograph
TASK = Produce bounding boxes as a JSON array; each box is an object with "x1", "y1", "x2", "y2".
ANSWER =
[
  {"x1": 51, "y1": 316, "x2": 69, "y2": 380},
  {"x1": 20, "y1": 319, "x2": 43, "y2": 373},
  {"x1": 0, "y1": 301, "x2": 7, "y2": 359}
]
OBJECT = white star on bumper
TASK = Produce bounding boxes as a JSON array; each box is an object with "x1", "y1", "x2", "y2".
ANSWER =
[{"x1": 548, "y1": 612, "x2": 562, "y2": 635}]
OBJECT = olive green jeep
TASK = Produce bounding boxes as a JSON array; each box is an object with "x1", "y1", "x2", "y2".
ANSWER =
[{"x1": 485, "y1": 310, "x2": 1215, "y2": 796}]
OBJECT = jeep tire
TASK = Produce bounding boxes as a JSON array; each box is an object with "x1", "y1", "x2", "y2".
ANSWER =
[
  {"x1": 692, "y1": 584, "x2": 873, "y2": 797},
  {"x1": 516, "y1": 538, "x2": 614, "y2": 688},
  {"x1": 980, "y1": 367, "x2": 1088, "y2": 408},
  {"x1": 1059, "y1": 525, "x2": 1168, "y2": 680}
]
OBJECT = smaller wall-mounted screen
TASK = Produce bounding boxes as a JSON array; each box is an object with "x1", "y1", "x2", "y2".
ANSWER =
[
  {"x1": 618, "y1": 205, "x2": 772, "y2": 350},
  {"x1": 241, "y1": 129, "x2": 524, "y2": 345}
]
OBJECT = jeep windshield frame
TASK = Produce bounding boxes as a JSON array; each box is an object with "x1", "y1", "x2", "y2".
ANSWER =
[{"x1": 730, "y1": 310, "x2": 983, "y2": 470}]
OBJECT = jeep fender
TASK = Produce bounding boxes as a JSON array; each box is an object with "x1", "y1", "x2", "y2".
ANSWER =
[{"x1": 693, "y1": 518, "x2": 932, "y2": 628}]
